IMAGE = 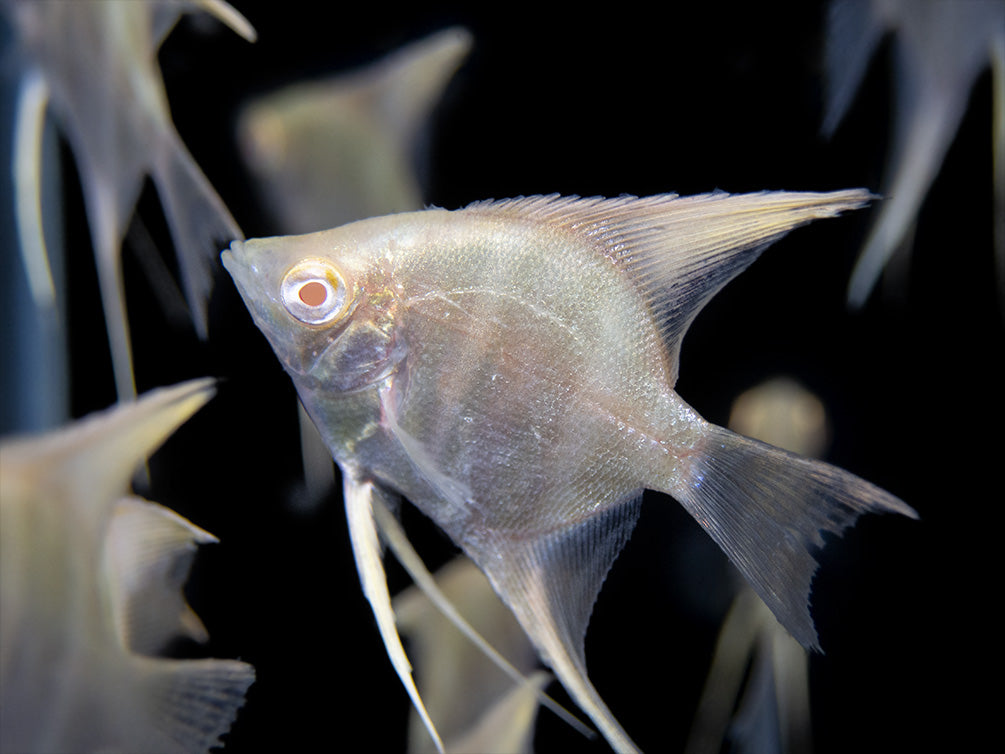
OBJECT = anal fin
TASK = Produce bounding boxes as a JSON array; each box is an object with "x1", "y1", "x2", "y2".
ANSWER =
[{"x1": 464, "y1": 496, "x2": 645, "y2": 754}]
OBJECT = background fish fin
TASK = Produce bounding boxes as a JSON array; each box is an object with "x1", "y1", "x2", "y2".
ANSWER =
[
  {"x1": 12, "y1": 69, "x2": 56, "y2": 311},
  {"x1": 372, "y1": 500, "x2": 593, "y2": 739},
  {"x1": 134, "y1": 655, "x2": 254, "y2": 753},
  {"x1": 666, "y1": 420, "x2": 917, "y2": 651},
  {"x1": 464, "y1": 496, "x2": 644, "y2": 754},
  {"x1": 821, "y1": 0, "x2": 890, "y2": 138},
  {"x1": 104, "y1": 497, "x2": 218, "y2": 655},
  {"x1": 151, "y1": 1, "x2": 256, "y2": 54},
  {"x1": 845, "y1": 90, "x2": 957, "y2": 307},
  {"x1": 447, "y1": 670, "x2": 550, "y2": 754},
  {"x1": 370, "y1": 26, "x2": 473, "y2": 150},
  {"x1": 2, "y1": 379, "x2": 216, "y2": 513},
  {"x1": 152, "y1": 137, "x2": 243, "y2": 339},
  {"x1": 469, "y1": 191, "x2": 872, "y2": 383},
  {"x1": 343, "y1": 475, "x2": 445, "y2": 754}
]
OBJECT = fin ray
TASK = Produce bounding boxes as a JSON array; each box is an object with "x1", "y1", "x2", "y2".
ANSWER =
[
  {"x1": 371, "y1": 498, "x2": 594, "y2": 739},
  {"x1": 468, "y1": 191, "x2": 874, "y2": 382},
  {"x1": 464, "y1": 497, "x2": 645, "y2": 754},
  {"x1": 667, "y1": 420, "x2": 917, "y2": 650},
  {"x1": 343, "y1": 475, "x2": 445, "y2": 753}
]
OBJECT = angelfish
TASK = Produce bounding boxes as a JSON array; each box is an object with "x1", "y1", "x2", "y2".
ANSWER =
[{"x1": 222, "y1": 191, "x2": 917, "y2": 753}]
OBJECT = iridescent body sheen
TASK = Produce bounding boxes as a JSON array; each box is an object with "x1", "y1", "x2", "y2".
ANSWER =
[{"x1": 223, "y1": 191, "x2": 917, "y2": 753}]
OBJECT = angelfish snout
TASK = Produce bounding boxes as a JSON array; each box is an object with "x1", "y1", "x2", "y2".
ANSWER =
[{"x1": 220, "y1": 239, "x2": 245, "y2": 269}]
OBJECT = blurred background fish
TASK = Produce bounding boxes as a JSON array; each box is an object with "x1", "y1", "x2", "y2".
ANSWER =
[
  {"x1": 394, "y1": 556, "x2": 548, "y2": 754},
  {"x1": 822, "y1": 0, "x2": 1005, "y2": 310},
  {"x1": 235, "y1": 26, "x2": 472, "y2": 505},
  {"x1": 237, "y1": 25, "x2": 472, "y2": 235},
  {"x1": 0, "y1": 379, "x2": 253, "y2": 753},
  {"x1": 0, "y1": 0, "x2": 255, "y2": 406},
  {"x1": 685, "y1": 377, "x2": 830, "y2": 754}
]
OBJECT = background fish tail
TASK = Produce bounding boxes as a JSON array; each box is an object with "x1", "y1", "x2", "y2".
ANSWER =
[{"x1": 667, "y1": 421, "x2": 917, "y2": 651}]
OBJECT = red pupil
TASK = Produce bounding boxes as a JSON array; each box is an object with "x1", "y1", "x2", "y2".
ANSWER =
[{"x1": 299, "y1": 281, "x2": 328, "y2": 307}]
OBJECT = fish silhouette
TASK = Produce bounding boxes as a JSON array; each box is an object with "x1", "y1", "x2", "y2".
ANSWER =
[
  {"x1": 2, "y1": 0, "x2": 255, "y2": 400},
  {"x1": 237, "y1": 26, "x2": 473, "y2": 235},
  {"x1": 822, "y1": 0, "x2": 1005, "y2": 307},
  {"x1": 223, "y1": 190, "x2": 918, "y2": 753},
  {"x1": 0, "y1": 379, "x2": 254, "y2": 752},
  {"x1": 236, "y1": 26, "x2": 472, "y2": 504}
]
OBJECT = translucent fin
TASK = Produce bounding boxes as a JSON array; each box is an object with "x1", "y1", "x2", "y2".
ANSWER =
[
  {"x1": 464, "y1": 497, "x2": 645, "y2": 754},
  {"x1": 368, "y1": 27, "x2": 474, "y2": 149},
  {"x1": 152, "y1": 138, "x2": 243, "y2": 338},
  {"x1": 847, "y1": 71, "x2": 968, "y2": 307},
  {"x1": 104, "y1": 497, "x2": 218, "y2": 655},
  {"x1": 342, "y1": 475, "x2": 445, "y2": 753},
  {"x1": 446, "y1": 670, "x2": 550, "y2": 754},
  {"x1": 822, "y1": 1, "x2": 1005, "y2": 307},
  {"x1": 469, "y1": 191, "x2": 873, "y2": 382},
  {"x1": 188, "y1": 0, "x2": 257, "y2": 43},
  {"x1": 667, "y1": 419, "x2": 917, "y2": 651},
  {"x1": 684, "y1": 586, "x2": 811, "y2": 754},
  {"x1": 13, "y1": 69, "x2": 55, "y2": 311},
  {"x1": 0, "y1": 379, "x2": 216, "y2": 510},
  {"x1": 372, "y1": 500, "x2": 593, "y2": 740},
  {"x1": 821, "y1": 0, "x2": 889, "y2": 138},
  {"x1": 136, "y1": 655, "x2": 254, "y2": 753},
  {"x1": 235, "y1": 27, "x2": 469, "y2": 235},
  {"x1": 296, "y1": 400, "x2": 336, "y2": 506},
  {"x1": 151, "y1": 0, "x2": 257, "y2": 48},
  {"x1": 6, "y1": 0, "x2": 255, "y2": 399}
]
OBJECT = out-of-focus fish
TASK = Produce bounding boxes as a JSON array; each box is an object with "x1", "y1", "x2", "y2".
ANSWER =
[
  {"x1": 394, "y1": 556, "x2": 548, "y2": 754},
  {"x1": 222, "y1": 190, "x2": 918, "y2": 753},
  {"x1": 0, "y1": 379, "x2": 254, "y2": 753},
  {"x1": 238, "y1": 26, "x2": 472, "y2": 235},
  {"x1": 822, "y1": 0, "x2": 1005, "y2": 308},
  {"x1": 1, "y1": 0, "x2": 256, "y2": 401},
  {"x1": 236, "y1": 26, "x2": 472, "y2": 504}
]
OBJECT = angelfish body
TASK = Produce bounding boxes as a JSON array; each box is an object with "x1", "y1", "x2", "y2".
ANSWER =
[{"x1": 223, "y1": 192, "x2": 917, "y2": 753}]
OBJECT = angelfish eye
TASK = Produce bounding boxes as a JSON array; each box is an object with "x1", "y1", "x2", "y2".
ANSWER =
[{"x1": 281, "y1": 259, "x2": 351, "y2": 325}]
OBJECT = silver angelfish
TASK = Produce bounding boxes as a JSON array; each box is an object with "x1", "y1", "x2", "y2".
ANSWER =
[{"x1": 222, "y1": 191, "x2": 918, "y2": 753}]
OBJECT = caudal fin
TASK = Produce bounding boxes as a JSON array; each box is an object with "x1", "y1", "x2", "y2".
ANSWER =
[{"x1": 668, "y1": 420, "x2": 916, "y2": 651}]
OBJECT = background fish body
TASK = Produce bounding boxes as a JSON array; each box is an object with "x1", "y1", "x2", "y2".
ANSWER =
[{"x1": 224, "y1": 191, "x2": 917, "y2": 753}]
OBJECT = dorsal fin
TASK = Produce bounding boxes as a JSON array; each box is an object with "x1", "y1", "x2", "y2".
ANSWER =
[{"x1": 467, "y1": 190, "x2": 873, "y2": 382}]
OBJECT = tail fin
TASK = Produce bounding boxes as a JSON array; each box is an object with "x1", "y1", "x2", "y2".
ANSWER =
[{"x1": 668, "y1": 420, "x2": 917, "y2": 651}]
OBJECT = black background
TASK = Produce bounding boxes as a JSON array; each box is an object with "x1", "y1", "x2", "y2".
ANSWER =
[{"x1": 7, "y1": 2, "x2": 1001, "y2": 752}]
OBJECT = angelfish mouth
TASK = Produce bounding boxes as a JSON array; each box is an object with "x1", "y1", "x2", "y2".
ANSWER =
[
  {"x1": 220, "y1": 239, "x2": 246, "y2": 272},
  {"x1": 220, "y1": 241, "x2": 260, "y2": 294}
]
